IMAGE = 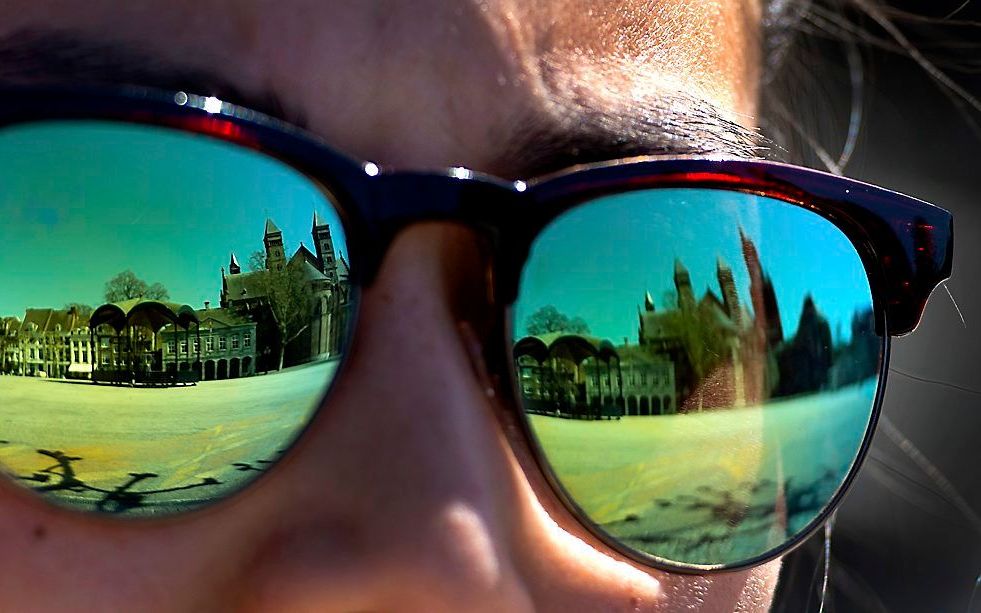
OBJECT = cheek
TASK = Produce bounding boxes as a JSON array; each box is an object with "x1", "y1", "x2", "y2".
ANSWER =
[{"x1": 0, "y1": 484, "x2": 230, "y2": 610}]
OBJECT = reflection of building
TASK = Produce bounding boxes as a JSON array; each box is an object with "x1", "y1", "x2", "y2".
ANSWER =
[
  {"x1": 615, "y1": 345, "x2": 676, "y2": 415},
  {"x1": 513, "y1": 332, "x2": 678, "y2": 418},
  {"x1": 514, "y1": 333, "x2": 623, "y2": 419},
  {"x1": 741, "y1": 228, "x2": 783, "y2": 400},
  {"x1": 0, "y1": 307, "x2": 93, "y2": 378},
  {"x1": 741, "y1": 228, "x2": 783, "y2": 349},
  {"x1": 220, "y1": 213, "x2": 350, "y2": 370},
  {"x1": 89, "y1": 299, "x2": 201, "y2": 385},
  {"x1": 514, "y1": 228, "x2": 881, "y2": 417},
  {"x1": 2, "y1": 212, "x2": 350, "y2": 381},
  {"x1": 638, "y1": 255, "x2": 750, "y2": 411},
  {"x1": 775, "y1": 295, "x2": 832, "y2": 396},
  {"x1": 513, "y1": 227, "x2": 883, "y2": 418},
  {"x1": 0, "y1": 317, "x2": 18, "y2": 372},
  {"x1": 829, "y1": 308, "x2": 879, "y2": 388},
  {"x1": 1, "y1": 301, "x2": 261, "y2": 385},
  {"x1": 160, "y1": 306, "x2": 257, "y2": 380},
  {"x1": 513, "y1": 252, "x2": 750, "y2": 417}
]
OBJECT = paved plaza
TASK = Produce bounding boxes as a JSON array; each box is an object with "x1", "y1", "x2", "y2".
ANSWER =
[
  {"x1": 529, "y1": 380, "x2": 878, "y2": 564},
  {"x1": 0, "y1": 360, "x2": 337, "y2": 515}
]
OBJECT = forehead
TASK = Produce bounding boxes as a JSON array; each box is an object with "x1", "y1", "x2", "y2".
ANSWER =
[{"x1": 0, "y1": 0, "x2": 760, "y2": 175}]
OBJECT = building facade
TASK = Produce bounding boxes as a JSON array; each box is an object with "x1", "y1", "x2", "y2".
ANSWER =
[
  {"x1": 514, "y1": 231, "x2": 793, "y2": 417},
  {"x1": 0, "y1": 307, "x2": 94, "y2": 378},
  {"x1": 613, "y1": 345, "x2": 677, "y2": 416},
  {"x1": 220, "y1": 213, "x2": 350, "y2": 371},
  {"x1": 159, "y1": 307, "x2": 257, "y2": 380}
]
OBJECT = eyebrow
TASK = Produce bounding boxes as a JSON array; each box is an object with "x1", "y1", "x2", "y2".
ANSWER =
[
  {"x1": 0, "y1": 28, "x2": 770, "y2": 178},
  {"x1": 0, "y1": 29, "x2": 302, "y2": 127},
  {"x1": 498, "y1": 92, "x2": 771, "y2": 178}
]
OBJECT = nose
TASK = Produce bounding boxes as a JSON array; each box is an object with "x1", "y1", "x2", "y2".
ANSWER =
[{"x1": 238, "y1": 223, "x2": 536, "y2": 612}]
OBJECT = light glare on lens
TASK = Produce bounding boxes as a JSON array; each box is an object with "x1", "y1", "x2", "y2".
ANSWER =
[{"x1": 203, "y1": 96, "x2": 223, "y2": 114}]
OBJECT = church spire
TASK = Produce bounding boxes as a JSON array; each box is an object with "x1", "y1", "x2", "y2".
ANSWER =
[
  {"x1": 312, "y1": 211, "x2": 337, "y2": 282},
  {"x1": 674, "y1": 258, "x2": 695, "y2": 311},
  {"x1": 264, "y1": 218, "x2": 282, "y2": 237},
  {"x1": 716, "y1": 255, "x2": 739, "y2": 324},
  {"x1": 740, "y1": 226, "x2": 783, "y2": 348},
  {"x1": 312, "y1": 210, "x2": 327, "y2": 231},
  {"x1": 229, "y1": 252, "x2": 241, "y2": 275},
  {"x1": 263, "y1": 218, "x2": 286, "y2": 271}
]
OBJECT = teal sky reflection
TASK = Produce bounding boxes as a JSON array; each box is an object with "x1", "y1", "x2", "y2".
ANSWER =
[
  {"x1": 0, "y1": 121, "x2": 347, "y2": 315},
  {"x1": 515, "y1": 189, "x2": 873, "y2": 344}
]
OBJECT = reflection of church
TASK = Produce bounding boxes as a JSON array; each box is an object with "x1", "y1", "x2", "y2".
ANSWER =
[
  {"x1": 220, "y1": 212, "x2": 350, "y2": 371},
  {"x1": 515, "y1": 230, "x2": 792, "y2": 417},
  {"x1": 1, "y1": 212, "x2": 351, "y2": 384},
  {"x1": 637, "y1": 229, "x2": 784, "y2": 411}
]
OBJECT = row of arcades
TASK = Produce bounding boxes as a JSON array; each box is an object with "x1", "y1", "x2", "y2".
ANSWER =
[
  {"x1": 513, "y1": 333, "x2": 678, "y2": 419},
  {"x1": 166, "y1": 356, "x2": 256, "y2": 381}
]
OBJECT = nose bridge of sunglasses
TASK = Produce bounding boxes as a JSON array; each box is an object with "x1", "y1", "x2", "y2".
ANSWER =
[{"x1": 356, "y1": 171, "x2": 528, "y2": 282}]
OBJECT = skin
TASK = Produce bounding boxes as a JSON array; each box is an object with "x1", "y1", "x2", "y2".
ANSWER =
[{"x1": 0, "y1": 1, "x2": 783, "y2": 610}]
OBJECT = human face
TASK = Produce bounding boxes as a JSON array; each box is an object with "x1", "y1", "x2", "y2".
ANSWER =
[{"x1": 0, "y1": 1, "x2": 782, "y2": 611}]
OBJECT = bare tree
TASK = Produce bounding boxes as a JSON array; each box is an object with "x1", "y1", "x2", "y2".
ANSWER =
[
  {"x1": 63, "y1": 303, "x2": 94, "y2": 317},
  {"x1": 146, "y1": 283, "x2": 169, "y2": 300},
  {"x1": 247, "y1": 250, "x2": 313, "y2": 370},
  {"x1": 104, "y1": 270, "x2": 170, "y2": 303},
  {"x1": 525, "y1": 305, "x2": 590, "y2": 336},
  {"x1": 247, "y1": 250, "x2": 266, "y2": 273},
  {"x1": 659, "y1": 304, "x2": 729, "y2": 411}
]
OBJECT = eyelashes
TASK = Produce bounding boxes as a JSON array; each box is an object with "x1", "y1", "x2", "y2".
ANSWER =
[{"x1": 0, "y1": 27, "x2": 300, "y2": 128}]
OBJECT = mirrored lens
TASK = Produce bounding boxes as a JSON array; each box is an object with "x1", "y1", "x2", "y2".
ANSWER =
[
  {"x1": 514, "y1": 188, "x2": 881, "y2": 567},
  {"x1": 0, "y1": 121, "x2": 352, "y2": 515}
]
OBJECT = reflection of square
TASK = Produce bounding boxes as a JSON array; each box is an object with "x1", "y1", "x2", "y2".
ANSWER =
[{"x1": 0, "y1": 361, "x2": 336, "y2": 516}]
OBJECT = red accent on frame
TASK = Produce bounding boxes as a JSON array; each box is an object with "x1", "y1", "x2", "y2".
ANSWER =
[
  {"x1": 127, "y1": 111, "x2": 260, "y2": 148},
  {"x1": 174, "y1": 116, "x2": 263, "y2": 148},
  {"x1": 611, "y1": 171, "x2": 815, "y2": 207}
]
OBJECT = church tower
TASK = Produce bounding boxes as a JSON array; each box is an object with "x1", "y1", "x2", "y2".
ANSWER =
[
  {"x1": 761, "y1": 275, "x2": 784, "y2": 346},
  {"x1": 674, "y1": 259, "x2": 696, "y2": 311},
  {"x1": 228, "y1": 252, "x2": 241, "y2": 275},
  {"x1": 264, "y1": 219, "x2": 286, "y2": 271},
  {"x1": 740, "y1": 227, "x2": 783, "y2": 348},
  {"x1": 644, "y1": 290, "x2": 655, "y2": 312},
  {"x1": 716, "y1": 256, "x2": 740, "y2": 325},
  {"x1": 312, "y1": 211, "x2": 337, "y2": 283},
  {"x1": 741, "y1": 226, "x2": 766, "y2": 324}
]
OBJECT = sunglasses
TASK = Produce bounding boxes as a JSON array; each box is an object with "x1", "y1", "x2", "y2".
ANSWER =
[{"x1": 0, "y1": 86, "x2": 952, "y2": 573}]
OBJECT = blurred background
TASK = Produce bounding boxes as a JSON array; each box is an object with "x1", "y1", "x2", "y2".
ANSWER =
[{"x1": 769, "y1": 1, "x2": 981, "y2": 611}]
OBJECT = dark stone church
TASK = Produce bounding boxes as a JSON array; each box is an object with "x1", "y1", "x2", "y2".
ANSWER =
[{"x1": 220, "y1": 212, "x2": 350, "y2": 372}]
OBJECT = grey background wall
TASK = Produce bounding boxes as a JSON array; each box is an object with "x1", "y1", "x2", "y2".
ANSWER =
[{"x1": 773, "y1": 4, "x2": 981, "y2": 611}]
